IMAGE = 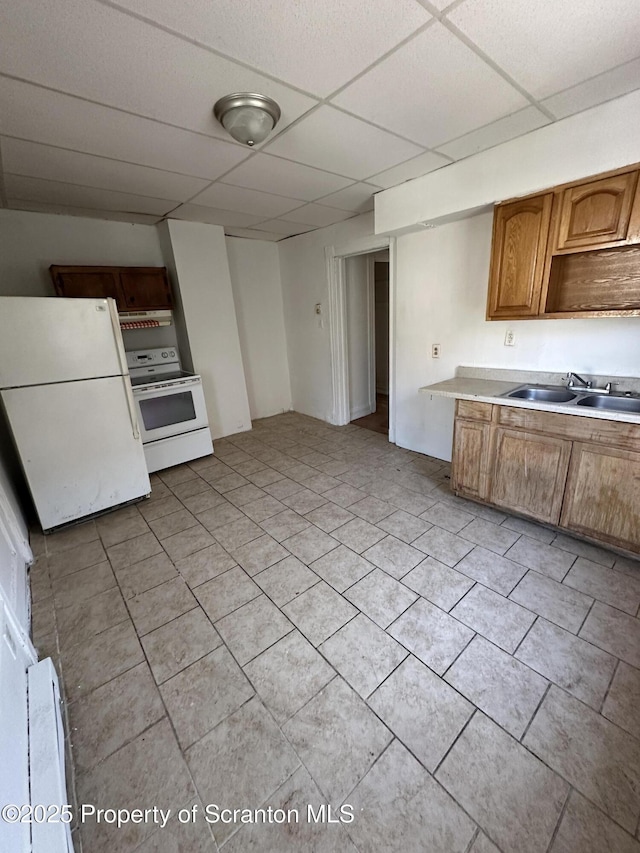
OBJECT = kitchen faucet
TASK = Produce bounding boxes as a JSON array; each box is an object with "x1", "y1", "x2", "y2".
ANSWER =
[{"x1": 566, "y1": 372, "x2": 613, "y2": 394}]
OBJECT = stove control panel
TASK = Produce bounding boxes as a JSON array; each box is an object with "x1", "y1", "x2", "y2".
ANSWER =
[{"x1": 126, "y1": 347, "x2": 179, "y2": 369}]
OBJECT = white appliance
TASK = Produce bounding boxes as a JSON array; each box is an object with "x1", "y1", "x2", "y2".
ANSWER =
[
  {"x1": 127, "y1": 348, "x2": 213, "y2": 473},
  {"x1": 0, "y1": 297, "x2": 150, "y2": 532}
]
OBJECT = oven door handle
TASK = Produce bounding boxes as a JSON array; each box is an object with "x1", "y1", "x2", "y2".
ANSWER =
[{"x1": 108, "y1": 299, "x2": 141, "y2": 440}]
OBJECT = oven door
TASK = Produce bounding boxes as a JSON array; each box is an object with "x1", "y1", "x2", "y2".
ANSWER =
[{"x1": 132, "y1": 376, "x2": 209, "y2": 443}]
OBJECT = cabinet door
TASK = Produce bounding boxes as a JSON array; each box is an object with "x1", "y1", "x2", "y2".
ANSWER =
[
  {"x1": 119, "y1": 268, "x2": 172, "y2": 310},
  {"x1": 451, "y1": 419, "x2": 491, "y2": 500},
  {"x1": 50, "y1": 266, "x2": 126, "y2": 310},
  {"x1": 487, "y1": 194, "x2": 553, "y2": 319},
  {"x1": 489, "y1": 427, "x2": 571, "y2": 524},
  {"x1": 555, "y1": 171, "x2": 638, "y2": 251},
  {"x1": 561, "y1": 443, "x2": 640, "y2": 552}
]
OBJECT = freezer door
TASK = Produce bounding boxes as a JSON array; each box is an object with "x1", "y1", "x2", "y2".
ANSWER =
[
  {"x1": 0, "y1": 297, "x2": 123, "y2": 387},
  {"x1": 1, "y1": 377, "x2": 150, "y2": 531}
]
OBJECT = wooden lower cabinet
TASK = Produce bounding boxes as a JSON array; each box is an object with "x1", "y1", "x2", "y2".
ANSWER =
[
  {"x1": 451, "y1": 419, "x2": 491, "y2": 500},
  {"x1": 489, "y1": 428, "x2": 572, "y2": 525},
  {"x1": 561, "y1": 443, "x2": 640, "y2": 552}
]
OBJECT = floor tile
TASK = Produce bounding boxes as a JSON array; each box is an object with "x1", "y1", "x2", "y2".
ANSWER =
[
  {"x1": 61, "y1": 620, "x2": 144, "y2": 702},
  {"x1": 320, "y1": 614, "x2": 407, "y2": 698},
  {"x1": 225, "y1": 483, "x2": 267, "y2": 507},
  {"x1": 246, "y1": 467, "x2": 285, "y2": 487},
  {"x1": 263, "y1": 477, "x2": 306, "y2": 499},
  {"x1": 174, "y1": 543, "x2": 237, "y2": 588},
  {"x1": 147, "y1": 508, "x2": 199, "y2": 540},
  {"x1": 114, "y1": 551, "x2": 177, "y2": 599},
  {"x1": 332, "y1": 518, "x2": 386, "y2": 553},
  {"x1": 45, "y1": 520, "x2": 98, "y2": 554},
  {"x1": 450, "y1": 584, "x2": 535, "y2": 653},
  {"x1": 127, "y1": 576, "x2": 197, "y2": 636},
  {"x1": 304, "y1": 502, "x2": 355, "y2": 532},
  {"x1": 551, "y1": 532, "x2": 616, "y2": 567},
  {"x1": 501, "y1": 515, "x2": 555, "y2": 544},
  {"x1": 344, "y1": 568, "x2": 417, "y2": 628},
  {"x1": 231, "y1": 533, "x2": 289, "y2": 576},
  {"x1": 347, "y1": 739, "x2": 476, "y2": 853},
  {"x1": 48, "y1": 539, "x2": 107, "y2": 579},
  {"x1": 505, "y1": 536, "x2": 576, "y2": 581},
  {"x1": 368, "y1": 655, "x2": 473, "y2": 771},
  {"x1": 389, "y1": 598, "x2": 474, "y2": 675},
  {"x1": 469, "y1": 833, "x2": 501, "y2": 853},
  {"x1": 141, "y1": 607, "x2": 222, "y2": 684},
  {"x1": 602, "y1": 662, "x2": 640, "y2": 740},
  {"x1": 349, "y1": 496, "x2": 395, "y2": 524},
  {"x1": 77, "y1": 718, "x2": 194, "y2": 852},
  {"x1": 244, "y1": 631, "x2": 335, "y2": 725},
  {"x1": 97, "y1": 509, "x2": 149, "y2": 548},
  {"x1": 282, "y1": 581, "x2": 357, "y2": 646},
  {"x1": 52, "y1": 561, "x2": 116, "y2": 610},
  {"x1": 454, "y1": 546, "x2": 528, "y2": 596},
  {"x1": 135, "y1": 797, "x2": 217, "y2": 852},
  {"x1": 160, "y1": 464, "x2": 199, "y2": 487},
  {"x1": 310, "y1": 545, "x2": 374, "y2": 592},
  {"x1": 216, "y1": 594, "x2": 293, "y2": 665},
  {"x1": 420, "y1": 501, "x2": 474, "y2": 534},
  {"x1": 402, "y1": 557, "x2": 474, "y2": 611},
  {"x1": 377, "y1": 509, "x2": 431, "y2": 543},
  {"x1": 283, "y1": 526, "x2": 339, "y2": 564},
  {"x1": 186, "y1": 698, "x2": 300, "y2": 845},
  {"x1": 510, "y1": 571, "x2": 593, "y2": 633},
  {"x1": 196, "y1": 501, "x2": 245, "y2": 530},
  {"x1": 56, "y1": 586, "x2": 129, "y2": 650},
  {"x1": 436, "y1": 712, "x2": 569, "y2": 853},
  {"x1": 304, "y1": 473, "x2": 344, "y2": 495},
  {"x1": 283, "y1": 677, "x2": 392, "y2": 806},
  {"x1": 214, "y1": 473, "x2": 250, "y2": 493},
  {"x1": 516, "y1": 618, "x2": 616, "y2": 710},
  {"x1": 195, "y1": 566, "x2": 260, "y2": 623},
  {"x1": 181, "y1": 487, "x2": 227, "y2": 516},
  {"x1": 68, "y1": 662, "x2": 164, "y2": 774},
  {"x1": 242, "y1": 495, "x2": 288, "y2": 522},
  {"x1": 260, "y1": 509, "x2": 311, "y2": 542},
  {"x1": 212, "y1": 517, "x2": 264, "y2": 550},
  {"x1": 107, "y1": 532, "x2": 161, "y2": 571},
  {"x1": 170, "y1": 475, "x2": 211, "y2": 500},
  {"x1": 563, "y1": 556, "x2": 640, "y2": 615},
  {"x1": 323, "y1": 483, "x2": 367, "y2": 508},
  {"x1": 445, "y1": 636, "x2": 547, "y2": 738},
  {"x1": 550, "y1": 789, "x2": 640, "y2": 853},
  {"x1": 459, "y1": 518, "x2": 520, "y2": 555},
  {"x1": 412, "y1": 526, "x2": 474, "y2": 567},
  {"x1": 361, "y1": 535, "x2": 424, "y2": 579},
  {"x1": 254, "y1": 555, "x2": 319, "y2": 606},
  {"x1": 523, "y1": 686, "x2": 640, "y2": 833},
  {"x1": 160, "y1": 646, "x2": 254, "y2": 748},
  {"x1": 281, "y1": 487, "x2": 328, "y2": 514},
  {"x1": 579, "y1": 601, "x2": 640, "y2": 667},
  {"x1": 612, "y1": 553, "x2": 640, "y2": 580}
]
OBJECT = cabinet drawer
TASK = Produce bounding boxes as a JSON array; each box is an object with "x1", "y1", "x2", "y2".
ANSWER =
[
  {"x1": 497, "y1": 405, "x2": 640, "y2": 451},
  {"x1": 456, "y1": 400, "x2": 493, "y2": 422}
]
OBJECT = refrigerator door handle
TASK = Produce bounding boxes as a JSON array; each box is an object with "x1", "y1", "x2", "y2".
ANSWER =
[{"x1": 108, "y1": 299, "x2": 141, "y2": 440}]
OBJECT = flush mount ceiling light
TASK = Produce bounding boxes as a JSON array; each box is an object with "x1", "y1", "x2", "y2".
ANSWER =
[{"x1": 213, "y1": 93, "x2": 281, "y2": 147}]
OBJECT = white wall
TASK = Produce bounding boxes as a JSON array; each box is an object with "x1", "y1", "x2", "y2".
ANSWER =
[
  {"x1": 395, "y1": 212, "x2": 640, "y2": 461},
  {"x1": 0, "y1": 209, "x2": 164, "y2": 296},
  {"x1": 345, "y1": 254, "x2": 371, "y2": 419},
  {"x1": 225, "y1": 237, "x2": 292, "y2": 420},
  {"x1": 159, "y1": 220, "x2": 251, "y2": 439},
  {"x1": 278, "y1": 212, "x2": 378, "y2": 421}
]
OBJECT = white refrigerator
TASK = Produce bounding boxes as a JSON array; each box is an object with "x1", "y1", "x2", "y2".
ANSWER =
[{"x1": 0, "y1": 297, "x2": 150, "y2": 532}]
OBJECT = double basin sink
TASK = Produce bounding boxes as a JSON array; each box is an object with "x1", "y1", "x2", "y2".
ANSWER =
[{"x1": 501, "y1": 384, "x2": 640, "y2": 414}]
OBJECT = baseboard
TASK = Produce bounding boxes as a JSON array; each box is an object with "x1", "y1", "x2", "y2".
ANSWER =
[{"x1": 350, "y1": 403, "x2": 374, "y2": 420}]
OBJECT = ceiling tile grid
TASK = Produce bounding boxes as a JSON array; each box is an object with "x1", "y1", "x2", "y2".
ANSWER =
[{"x1": 0, "y1": 0, "x2": 639, "y2": 238}]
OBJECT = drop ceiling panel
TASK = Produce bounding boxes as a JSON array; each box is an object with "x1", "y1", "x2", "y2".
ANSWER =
[
  {"x1": 225, "y1": 228, "x2": 282, "y2": 242},
  {"x1": 108, "y1": 0, "x2": 432, "y2": 96},
  {"x1": 1, "y1": 138, "x2": 209, "y2": 201},
  {"x1": 263, "y1": 106, "x2": 425, "y2": 180},
  {"x1": 253, "y1": 219, "x2": 317, "y2": 236},
  {"x1": 4, "y1": 175, "x2": 175, "y2": 215},
  {"x1": 318, "y1": 183, "x2": 379, "y2": 212},
  {"x1": 448, "y1": 0, "x2": 640, "y2": 100},
  {"x1": 189, "y1": 183, "x2": 302, "y2": 219},
  {"x1": 168, "y1": 204, "x2": 263, "y2": 227},
  {"x1": 281, "y1": 204, "x2": 353, "y2": 227},
  {"x1": 0, "y1": 0, "x2": 316, "y2": 138},
  {"x1": 435, "y1": 106, "x2": 550, "y2": 161},
  {"x1": 0, "y1": 78, "x2": 251, "y2": 180},
  {"x1": 333, "y1": 23, "x2": 528, "y2": 148},
  {"x1": 541, "y1": 57, "x2": 640, "y2": 119},
  {"x1": 368, "y1": 151, "x2": 451, "y2": 189},
  {"x1": 221, "y1": 154, "x2": 353, "y2": 201},
  {"x1": 5, "y1": 199, "x2": 162, "y2": 225}
]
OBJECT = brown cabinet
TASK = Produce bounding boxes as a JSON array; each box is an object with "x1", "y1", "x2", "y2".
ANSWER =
[
  {"x1": 50, "y1": 266, "x2": 172, "y2": 312},
  {"x1": 486, "y1": 194, "x2": 553, "y2": 319},
  {"x1": 451, "y1": 417, "x2": 491, "y2": 500}
]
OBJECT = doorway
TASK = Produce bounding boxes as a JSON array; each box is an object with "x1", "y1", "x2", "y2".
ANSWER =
[{"x1": 344, "y1": 250, "x2": 390, "y2": 435}]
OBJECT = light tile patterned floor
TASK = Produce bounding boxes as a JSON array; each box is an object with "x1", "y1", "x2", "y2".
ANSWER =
[{"x1": 29, "y1": 412, "x2": 640, "y2": 853}]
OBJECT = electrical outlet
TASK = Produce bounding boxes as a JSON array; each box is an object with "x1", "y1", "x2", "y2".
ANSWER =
[
  {"x1": 432, "y1": 344, "x2": 441, "y2": 358},
  {"x1": 504, "y1": 330, "x2": 515, "y2": 347}
]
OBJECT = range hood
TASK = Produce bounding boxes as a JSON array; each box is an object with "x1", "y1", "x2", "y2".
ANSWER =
[{"x1": 119, "y1": 309, "x2": 172, "y2": 330}]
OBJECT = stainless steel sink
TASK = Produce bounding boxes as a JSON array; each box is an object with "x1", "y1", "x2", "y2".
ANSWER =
[
  {"x1": 505, "y1": 385, "x2": 578, "y2": 403},
  {"x1": 576, "y1": 395, "x2": 640, "y2": 413}
]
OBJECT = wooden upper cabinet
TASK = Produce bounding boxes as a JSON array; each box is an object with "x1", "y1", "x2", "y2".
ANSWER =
[
  {"x1": 486, "y1": 194, "x2": 553, "y2": 319},
  {"x1": 50, "y1": 265, "x2": 172, "y2": 312},
  {"x1": 554, "y1": 170, "x2": 638, "y2": 251}
]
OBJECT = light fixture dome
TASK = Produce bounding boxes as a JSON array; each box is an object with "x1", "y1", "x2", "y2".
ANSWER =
[{"x1": 213, "y1": 93, "x2": 281, "y2": 147}]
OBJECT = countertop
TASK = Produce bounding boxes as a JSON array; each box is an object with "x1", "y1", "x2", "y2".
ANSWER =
[{"x1": 419, "y1": 367, "x2": 640, "y2": 426}]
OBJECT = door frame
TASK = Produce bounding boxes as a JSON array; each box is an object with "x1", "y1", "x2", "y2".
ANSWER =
[{"x1": 325, "y1": 234, "x2": 396, "y2": 441}]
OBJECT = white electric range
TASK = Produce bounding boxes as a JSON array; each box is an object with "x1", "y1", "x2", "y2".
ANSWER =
[{"x1": 126, "y1": 347, "x2": 213, "y2": 473}]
